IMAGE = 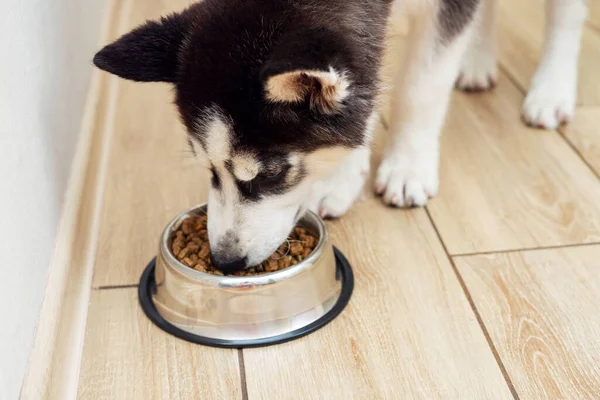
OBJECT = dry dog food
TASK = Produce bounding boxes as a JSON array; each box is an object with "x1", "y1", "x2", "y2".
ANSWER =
[{"x1": 170, "y1": 214, "x2": 318, "y2": 276}]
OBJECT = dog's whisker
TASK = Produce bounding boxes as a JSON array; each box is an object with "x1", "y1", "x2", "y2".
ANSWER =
[{"x1": 269, "y1": 239, "x2": 291, "y2": 260}]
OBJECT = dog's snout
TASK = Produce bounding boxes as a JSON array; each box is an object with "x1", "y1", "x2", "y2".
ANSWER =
[
  {"x1": 210, "y1": 253, "x2": 247, "y2": 273},
  {"x1": 210, "y1": 232, "x2": 246, "y2": 272},
  {"x1": 207, "y1": 193, "x2": 300, "y2": 269}
]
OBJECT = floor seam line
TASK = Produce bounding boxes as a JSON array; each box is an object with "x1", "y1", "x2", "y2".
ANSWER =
[
  {"x1": 425, "y1": 207, "x2": 520, "y2": 400},
  {"x1": 558, "y1": 129, "x2": 600, "y2": 181},
  {"x1": 238, "y1": 350, "x2": 249, "y2": 400},
  {"x1": 451, "y1": 241, "x2": 600, "y2": 258},
  {"x1": 497, "y1": 63, "x2": 525, "y2": 95},
  {"x1": 586, "y1": 22, "x2": 600, "y2": 36},
  {"x1": 93, "y1": 284, "x2": 138, "y2": 290}
]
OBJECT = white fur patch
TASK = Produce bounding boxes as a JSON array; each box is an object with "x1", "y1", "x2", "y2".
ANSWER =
[
  {"x1": 207, "y1": 169, "x2": 313, "y2": 267},
  {"x1": 305, "y1": 111, "x2": 377, "y2": 218},
  {"x1": 301, "y1": 112, "x2": 376, "y2": 181},
  {"x1": 189, "y1": 137, "x2": 210, "y2": 168},
  {"x1": 311, "y1": 146, "x2": 370, "y2": 218},
  {"x1": 303, "y1": 146, "x2": 354, "y2": 179},
  {"x1": 203, "y1": 114, "x2": 232, "y2": 166}
]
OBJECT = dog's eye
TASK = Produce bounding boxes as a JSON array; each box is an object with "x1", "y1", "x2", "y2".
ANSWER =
[
  {"x1": 235, "y1": 165, "x2": 290, "y2": 200},
  {"x1": 237, "y1": 180, "x2": 258, "y2": 199},
  {"x1": 261, "y1": 164, "x2": 290, "y2": 184}
]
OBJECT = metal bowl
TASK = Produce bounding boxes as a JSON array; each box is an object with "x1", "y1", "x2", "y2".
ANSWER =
[{"x1": 138, "y1": 204, "x2": 353, "y2": 348}]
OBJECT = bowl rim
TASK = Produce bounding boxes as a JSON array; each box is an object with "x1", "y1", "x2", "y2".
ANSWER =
[{"x1": 159, "y1": 203, "x2": 329, "y2": 286}]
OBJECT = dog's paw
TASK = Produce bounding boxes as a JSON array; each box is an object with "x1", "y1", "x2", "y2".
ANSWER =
[
  {"x1": 456, "y1": 49, "x2": 498, "y2": 92},
  {"x1": 522, "y1": 75, "x2": 576, "y2": 129},
  {"x1": 307, "y1": 148, "x2": 369, "y2": 219},
  {"x1": 317, "y1": 175, "x2": 367, "y2": 219},
  {"x1": 375, "y1": 149, "x2": 439, "y2": 208}
]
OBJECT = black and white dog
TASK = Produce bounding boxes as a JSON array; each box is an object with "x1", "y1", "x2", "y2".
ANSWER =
[{"x1": 94, "y1": 0, "x2": 587, "y2": 272}]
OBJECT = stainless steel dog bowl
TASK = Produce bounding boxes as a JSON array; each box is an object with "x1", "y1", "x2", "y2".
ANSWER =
[{"x1": 138, "y1": 204, "x2": 354, "y2": 348}]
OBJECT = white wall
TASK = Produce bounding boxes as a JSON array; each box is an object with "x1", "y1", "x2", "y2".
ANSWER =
[{"x1": 0, "y1": 1, "x2": 105, "y2": 398}]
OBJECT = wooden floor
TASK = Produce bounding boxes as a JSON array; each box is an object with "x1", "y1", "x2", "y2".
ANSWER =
[{"x1": 77, "y1": 0, "x2": 600, "y2": 398}]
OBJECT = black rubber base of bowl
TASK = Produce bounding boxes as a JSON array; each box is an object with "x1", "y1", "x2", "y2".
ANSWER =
[{"x1": 138, "y1": 247, "x2": 354, "y2": 349}]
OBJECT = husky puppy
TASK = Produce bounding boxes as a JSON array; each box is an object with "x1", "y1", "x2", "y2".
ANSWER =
[{"x1": 94, "y1": 0, "x2": 587, "y2": 272}]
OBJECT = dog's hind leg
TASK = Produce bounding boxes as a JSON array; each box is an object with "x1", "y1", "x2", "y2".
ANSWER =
[
  {"x1": 522, "y1": 0, "x2": 587, "y2": 129},
  {"x1": 376, "y1": 0, "x2": 480, "y2": 207},
  {"x1": 456, "y1": 0, "x2": 498, "y2": 91}
]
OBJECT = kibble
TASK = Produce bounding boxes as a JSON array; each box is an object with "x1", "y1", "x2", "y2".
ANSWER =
[{"x1": 170, "y1": 214, "x2": 318, "y2": 276}]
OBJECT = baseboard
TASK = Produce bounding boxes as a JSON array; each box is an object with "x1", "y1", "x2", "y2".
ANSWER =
[{"x1": 19, "y1": 0, "x2": 122, "y2": 398}]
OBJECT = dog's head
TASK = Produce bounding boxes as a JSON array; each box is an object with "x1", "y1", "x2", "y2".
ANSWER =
[{"x1": 94, "y1": 1, "x2": 377, "y2": 271}]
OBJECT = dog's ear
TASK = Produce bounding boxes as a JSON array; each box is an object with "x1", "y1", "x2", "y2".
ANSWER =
[
  {"x1": 261, "y1": 29, "x2": 351, "y2": 114},
  {"x1": 263, "y1": 68, "x2": 350, "y2": 114},
  {"x1": 93, "y1": 12, "x2": 190, "y2": 83}
]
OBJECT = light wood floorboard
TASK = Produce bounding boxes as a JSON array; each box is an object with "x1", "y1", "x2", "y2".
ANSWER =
[
  {"x1": 243, "y1": 191, "x2": 512, "y2": 400},
  {"x1": 428, "y1": 73, "x2": 600, "y2": 255},
  {"x1": 589, "y1": 1, "x2": 600, "y2": 31},
  {"x1": 77, "y1": 289, "x2": 241, "y2": 399},
  {"x1": 455, "y1": 245, "x2": 600, "y2": 399}
]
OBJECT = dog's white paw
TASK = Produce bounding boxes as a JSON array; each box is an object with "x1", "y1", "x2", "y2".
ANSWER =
[
  {"x1": 375, "y1": 148, "x2": 439, "y2": 208},
  {"x1": 317, "y1": 174, "x2": 367, "y2": 219},
  {"x1": 522, "y1": 74, "x2": 576, "y2": 129},
  {"x1": 307, "y1": 148, "x2": 369, "y2": 219},
  {"x1": 456, "y1": 49, "x2": 498, "y2": 92}
]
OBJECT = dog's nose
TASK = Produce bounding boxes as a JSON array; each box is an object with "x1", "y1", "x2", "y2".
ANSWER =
[{"x1": 210, "y1": 254, "x2": 247, "y2": 273}]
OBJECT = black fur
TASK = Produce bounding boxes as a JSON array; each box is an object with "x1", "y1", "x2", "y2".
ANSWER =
[
  {"x1": 175, "y1": 0, "x2": 391, "y2": 154},
  {"x1": 209, "y1": 166, "x2": 221, "y2": 190},
  {"x1": 438, "y1": 0, "x2": 480, "y2": 39},
  {"x1": 93, "y1": 13, "x2": 190, "y2": 82},
  {"x1": 94, "y1": 0, "x2": 391, "y2": 155}
]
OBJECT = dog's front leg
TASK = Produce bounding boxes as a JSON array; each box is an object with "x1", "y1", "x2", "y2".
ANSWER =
[
  {"x1": 306, "y1": 112, "x2": 378, "y2": 219},
  {"x1": 522, "y1": 0, "x2": 587, "y2": 129},
  {"x1": 376, "y1": 2, "x2": 480, "y2": 207},
  {"x1": 307, "y1": 146, "x2": 370, "y2": 219}
]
